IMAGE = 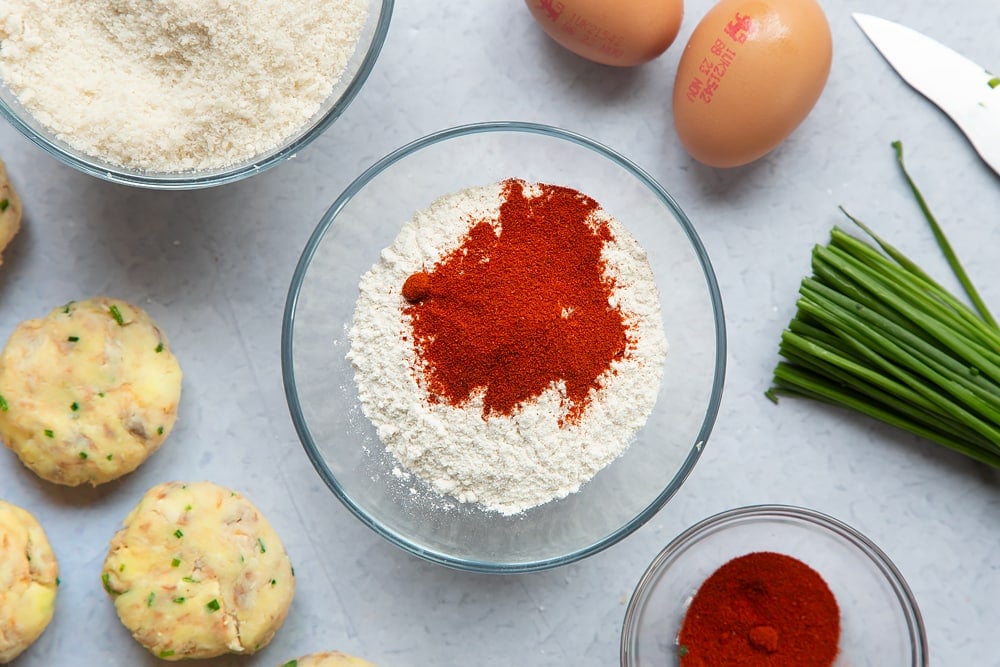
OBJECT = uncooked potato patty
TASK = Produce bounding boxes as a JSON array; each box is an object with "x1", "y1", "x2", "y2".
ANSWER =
[
  {"x1": 280, "y1": 651, "x2": 377, "y2": 667},
  {"x1": 0, "y1": 297, "x2": 182, "y2": 486},
  {"x1": 0, "y1": 499, "x2": 59, "y2": 664},
  {"x1": 102, "y1": 481, "x2": 296, "y2": 661},
  {"x1": 0, "y1": 158, "x2": 20, "y2": 267}
]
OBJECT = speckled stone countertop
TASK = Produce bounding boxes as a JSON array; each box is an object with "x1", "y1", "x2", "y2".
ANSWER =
[{"x1": 1, "y1": 1, "x2": 997, "y2": 665}]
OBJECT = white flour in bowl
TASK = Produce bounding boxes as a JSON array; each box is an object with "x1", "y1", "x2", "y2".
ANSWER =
[
  {"x1": 348, "y1": 179, "x2": 668, "y2": 516},
  {"x1": 0, "y1": 0, "x2": 368, "y2": 172}
]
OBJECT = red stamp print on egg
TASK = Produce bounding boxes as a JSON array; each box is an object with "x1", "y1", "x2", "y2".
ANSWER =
[
  {"x1": 684, "y1": 13, "x2": 751, "y2": 104},
  {"x1": 538, "y1": 0, "x2": 563, "y2": 22},
  {"x1": 724, "y1": 12, "x2": 753, "y2": 43},
  {"x1": 559, "y1": 13, "x2": 625, "y2": 57},
  {"x1": 684, "y1": 78, "x2": 704, "y2": 102},
  {"x1": 710, "y1": 38, "x2": 736, "y2": 66}
]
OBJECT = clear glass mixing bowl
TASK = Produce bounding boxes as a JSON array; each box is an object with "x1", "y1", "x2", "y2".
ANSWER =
[
  {"x1": 0, "y1": 0, "x2": 393, "y2": 190},
  {"x1": 282, "y1": 121, "x2": 726, "y2": 572},
  {"x1": 622, "y1": 504, "x2": 929, "y2": 666}
]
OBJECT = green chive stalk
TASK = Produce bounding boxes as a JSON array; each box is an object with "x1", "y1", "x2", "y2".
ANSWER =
[{"x1": 767, "y1": 143, "x2": 1000, "y2": 468}]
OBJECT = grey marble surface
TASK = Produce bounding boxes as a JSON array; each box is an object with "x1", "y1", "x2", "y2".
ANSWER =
[{"x1": 1, "y1": 1, "x2": 998, "y2": 665}]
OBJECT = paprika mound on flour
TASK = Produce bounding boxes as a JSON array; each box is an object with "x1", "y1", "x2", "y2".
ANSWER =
[
  {"x1": 678, "y1": 551, "x2": 841, "y2": 666},
  {"x1": 403, "y1": 180, "x2": 631, "y2": 425},
  {"x1": 348, "y1": 178, "x2": 668, "y2": 515}
]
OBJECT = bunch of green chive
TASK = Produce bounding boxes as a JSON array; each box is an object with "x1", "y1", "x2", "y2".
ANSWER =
[{"x1": 767, "y1": 142, "x2": 1000, "y2": 468}]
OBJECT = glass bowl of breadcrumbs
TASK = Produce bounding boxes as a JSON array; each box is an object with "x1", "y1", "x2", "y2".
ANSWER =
[{"x1": 0, "y1": 0, "x2": 392, "y2": 189}]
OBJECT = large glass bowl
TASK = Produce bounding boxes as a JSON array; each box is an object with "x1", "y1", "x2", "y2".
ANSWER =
[
  {"x1": 281, "y1": 121, "x2": 726, "y2": 573},
  {"x1": 621, "y1": 505, "x2": 928, "y2": 666},
  {"x1": 0, "y1": 1, "x2": 393, "y2": 190}
]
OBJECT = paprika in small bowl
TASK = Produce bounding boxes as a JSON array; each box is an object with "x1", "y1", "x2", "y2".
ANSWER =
[{"x1": 621, "y1": 504, "x2": 928, "y2": 666}]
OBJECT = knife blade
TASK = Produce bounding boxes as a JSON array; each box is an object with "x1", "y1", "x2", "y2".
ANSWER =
[{"x1": 853, "y1": 12, "x2": 1000, "y2": 176}]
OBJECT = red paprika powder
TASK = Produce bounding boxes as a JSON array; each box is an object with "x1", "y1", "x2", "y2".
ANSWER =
[
  {"x1": 403, "y1": 179, "x2": 631, "y2": 424},
  {"x1": 401, "y1": 271, "x2": 431, "y2": 303},
  {"x1": 678, "y1": 551, "x2": 840, "y2": 667}
]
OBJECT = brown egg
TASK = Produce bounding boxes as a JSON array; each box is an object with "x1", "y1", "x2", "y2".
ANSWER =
[
  {"x1": 672, "y1": 0, "x2": 832, "y2": 167},
  {"x1": 525, "y1": 0, "x2": 684, "y2": 67}
]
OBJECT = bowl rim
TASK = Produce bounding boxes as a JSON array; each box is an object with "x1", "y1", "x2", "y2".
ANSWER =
[
  {"x1": 620, "y1": 503, "x2": 929, "y2": 666},
  {"x1": 0, "y1": 0, "x2": 394, "y2": 190},
  {"x1": 281, "y1": 120, "x2": 728, "y2": 573}
]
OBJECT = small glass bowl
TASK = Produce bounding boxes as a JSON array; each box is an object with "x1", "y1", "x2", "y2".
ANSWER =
[
  {"x1": 621, "y1": 504, "x2": 928, "y2": 666},
  {"x1": 282, "y1": 121, "x2": 726, "y2": 573},
  {"x1": 0, "y1": 1, "x2": 393, "y2": 190}
]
